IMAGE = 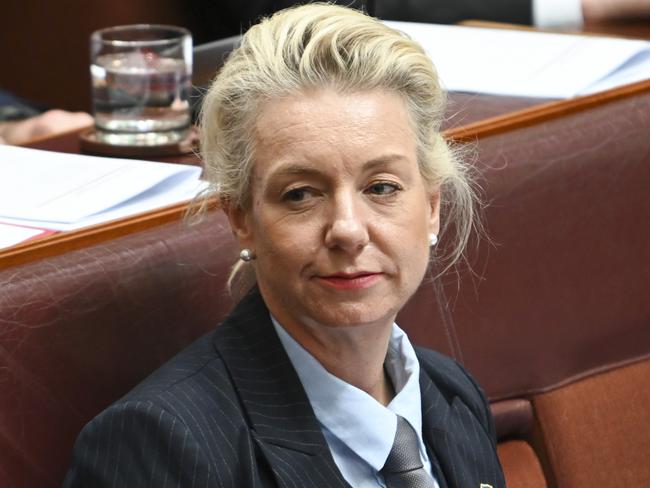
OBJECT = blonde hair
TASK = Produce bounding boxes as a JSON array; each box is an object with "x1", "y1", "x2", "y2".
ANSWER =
[{"x1": 200, "y1": 3, "x2": 479, "y2": 291}]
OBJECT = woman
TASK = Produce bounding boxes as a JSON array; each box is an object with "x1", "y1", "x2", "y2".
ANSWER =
[{"x1": 65, "y1": 4, "x2": 504, "y2": 487}]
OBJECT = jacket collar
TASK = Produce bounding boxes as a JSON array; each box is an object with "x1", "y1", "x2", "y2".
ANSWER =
[
  {"x1": 212, "y1": 288, "x2": 350, "y2": 487},
  {"x1": 419, "y1": 368, "x2": 453, "y2": 488}
]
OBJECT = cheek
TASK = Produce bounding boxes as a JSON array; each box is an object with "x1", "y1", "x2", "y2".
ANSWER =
[
  {"x1": 254, "y1": 218, "x2": 318, "y2": 272},
  {"x1": 373, "y1": 219, "x2": 429, "y2": 279},
  {"x1": 390, "y1": 200, "x2": 432, "y2": 272},
  {"x1": 384, "y1": 198, "x2": 431, "y2": 241}
]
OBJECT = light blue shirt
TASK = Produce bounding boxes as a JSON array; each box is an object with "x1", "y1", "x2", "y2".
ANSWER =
[{"x1": 272, "y1": 317, "x2": 439, "y2": 488}]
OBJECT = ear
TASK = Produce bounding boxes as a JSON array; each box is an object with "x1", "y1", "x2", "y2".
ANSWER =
[
  {"x1": 428, "y1": 190, "x2": 441, "y2": 236},
  {"x1": 222, "y1": 201, "x2": 255, "y2": 249}
]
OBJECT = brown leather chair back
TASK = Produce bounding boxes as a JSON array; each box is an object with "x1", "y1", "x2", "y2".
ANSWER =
[
  {"x1": 0, "y1": 212, "x2": 237, "y2": 487},
  {"x1": 399, "y1": 89, "x2": 650, "y2": 401}
]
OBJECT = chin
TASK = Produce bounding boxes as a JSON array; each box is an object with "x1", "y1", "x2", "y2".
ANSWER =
[{"x1": 306, "y1": 302, "x2": 399, "y2": 329}]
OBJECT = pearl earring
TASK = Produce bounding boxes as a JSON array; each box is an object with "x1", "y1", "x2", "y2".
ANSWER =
[
  {"x1": 429, "y1": 233, "x2": 438, "y2": 246},
  {"x1": 239, "y1": 249, "x2": 255, "y2": 262}
]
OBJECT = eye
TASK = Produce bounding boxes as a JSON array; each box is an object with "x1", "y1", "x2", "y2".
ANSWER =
[
  {"x1": 366, "y1": 182, "x2": 402, "y2": 195},
  {"x1": 282, "y1": 187, "x2": 313, "y2": 202}
]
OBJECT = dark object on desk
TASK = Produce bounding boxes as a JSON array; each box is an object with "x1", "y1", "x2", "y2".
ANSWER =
[
  {"x1": 0, "y1": 89, "x2": 45, "y2": 121},
  {"x1": 193, "y1": 0, "x2": 533, "y2": 42},
  {"x1": 373, "y1": 0, "x2": 531, "y2": 25},
  {"x1": 190, "y1": 35, "x2": 242, "y2": 123},
  {"x1": 78, "y1": 126, "x2": 200, "y2": 158},
  {"x1": 193, "y1": 35, "x2": 241, "y2": 86}
]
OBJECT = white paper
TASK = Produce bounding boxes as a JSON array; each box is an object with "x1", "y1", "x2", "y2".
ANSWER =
[
  {"x1": 0, "y1": 145, "x2": 206, "y2": 231},
  {"x1": 384, "y1": 21, "x2": 650, "y2": 98},
  {"x1": 0, "y1": 179, "x2": 209, "y2": 231},
  {"x1": 0, "y1": 222, "x2": 49, "y2": 250}
]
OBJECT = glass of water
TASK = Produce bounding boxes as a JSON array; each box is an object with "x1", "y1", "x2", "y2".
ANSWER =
[{"x1": 90, "y1": 25, "x2": 192, "y2": 146}]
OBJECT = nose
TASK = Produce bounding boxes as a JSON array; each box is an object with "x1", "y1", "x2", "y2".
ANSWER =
[{"x1": 324, "y1": 191, "x2": 369, "y2": 254}]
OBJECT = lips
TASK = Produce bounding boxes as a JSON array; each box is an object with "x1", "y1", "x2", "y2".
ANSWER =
[{"x1": 316, "y1": 272, "x2": 383, "y2": 290}]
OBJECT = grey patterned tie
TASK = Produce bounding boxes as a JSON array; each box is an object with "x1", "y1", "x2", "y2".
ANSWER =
[{"x1": 380, "y1": 415, "x2": 437, "y2": 488}]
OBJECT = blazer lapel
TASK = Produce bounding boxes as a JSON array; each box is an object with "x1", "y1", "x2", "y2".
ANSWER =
[
  {"x1": 212, "y1": 289, "x2": 350, "y2": 488},
  {"x1": 419, "y1": 368, "x2": 503, "y2": 488},
  {"x1": 419, "y1": 370, "x2": 451, "y2": 488}
]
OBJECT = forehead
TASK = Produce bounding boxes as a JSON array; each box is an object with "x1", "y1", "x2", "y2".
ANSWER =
[{"x1": 252, "y1": 88, "x2": 418, "y2": 177}]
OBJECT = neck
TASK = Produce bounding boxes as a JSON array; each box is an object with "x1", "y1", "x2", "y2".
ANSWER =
[{"x1": 283, "y1": 317, "x2": 397, "y2": 406}]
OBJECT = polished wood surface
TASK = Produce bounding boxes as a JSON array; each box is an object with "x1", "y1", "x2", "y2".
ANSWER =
[
  {"x1": 462, "y1": 18, "x2": 650, "y2": 39},
  {"x1": 24, "y1": 126, "x2": 200, "y2": 166},
  {"x1": 442, "y1": 93, "x2": 549, "y2": 130},
  {"x1": 445, "y1": 78, "x2": 650, "y2": 141},
  {"x1": 583, "y1": 19, "x2": 650, "y2": 40}
]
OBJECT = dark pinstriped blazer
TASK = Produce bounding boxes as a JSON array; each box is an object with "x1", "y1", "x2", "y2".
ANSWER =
[{"x1": 64, "y1": 289, "x2": 504, "y2": 487}]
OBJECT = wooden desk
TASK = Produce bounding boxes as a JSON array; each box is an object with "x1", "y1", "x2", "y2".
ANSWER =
[
  {"x1": 2, "y1": 79, "x2": 649, "y2": 270},
  {"x1": 583, "y1": 19, "x2": 650, "y2": 40}
]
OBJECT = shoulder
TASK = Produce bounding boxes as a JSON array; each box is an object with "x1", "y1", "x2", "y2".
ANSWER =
[
  {"x1": 126, "y1": 331, "x2": 237, "y2": 409},
  {"x1": 65, "y1": 331, "x2": 251, "y2": 487},
  {"x1": 415, "y1": 346, "x2": 496, "y2": 441}
]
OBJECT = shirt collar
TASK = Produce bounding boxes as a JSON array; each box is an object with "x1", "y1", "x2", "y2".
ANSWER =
[{"x1": 271, "y1": 316, "x2": 425, "y2": 471}]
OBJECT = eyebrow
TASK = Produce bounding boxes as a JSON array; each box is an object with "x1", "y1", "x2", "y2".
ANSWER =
[
  {"x1": 362, "y1": 154, "x2": 411, "y2": 171},
  {"x1": 267, "y1": 154, "x2": 411, "y2": 180}
]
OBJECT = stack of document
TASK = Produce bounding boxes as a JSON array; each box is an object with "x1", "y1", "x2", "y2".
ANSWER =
[
  {"x1": 0, "y1": 145, "x2": 207, "y2": 249},
  {"x1": 385, "y1": 22, "x2": 650, "y2": 98}
]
